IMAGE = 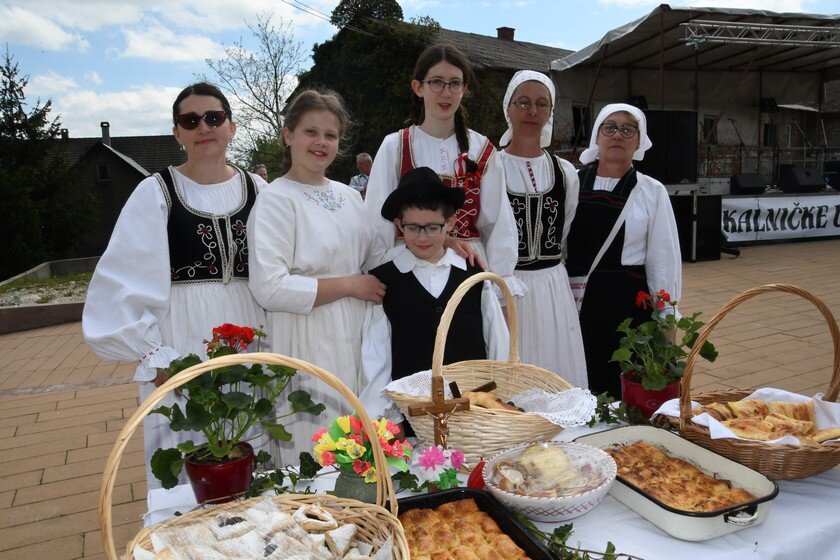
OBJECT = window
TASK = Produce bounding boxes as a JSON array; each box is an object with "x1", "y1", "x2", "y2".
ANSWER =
[
  {"x1": 97, "y1": 164, "x2": 111, "y2": 182},
  {"x1": 763, "y1": 123, "x2": 777, "y2": 148},
  {"x1": 702, "y1": 117, "x2": 717, "y2": 145},
  {"x1": 571, "y1": 106, "x2": 592, "y2": 146}
]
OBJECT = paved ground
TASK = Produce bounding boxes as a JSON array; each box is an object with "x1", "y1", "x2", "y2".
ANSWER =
[{"x1": 1, "y1": 239, "x2": 838, "y2": 559}]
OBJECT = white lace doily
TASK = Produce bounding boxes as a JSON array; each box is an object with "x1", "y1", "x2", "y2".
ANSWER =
[{"x1": 385, "y1": 370, "x2": 596, "y2": 428}]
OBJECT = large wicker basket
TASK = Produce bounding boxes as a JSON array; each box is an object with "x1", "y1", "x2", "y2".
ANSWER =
[
  {"x1": 99, "y1": 352, "x2": 409, "y2": 560},
  {"x1": 386, "y1": 272, "x2": 573, "y2": 463},
  {"x1": 670, "y1": 284, "x2": 840, "y2": 480}
]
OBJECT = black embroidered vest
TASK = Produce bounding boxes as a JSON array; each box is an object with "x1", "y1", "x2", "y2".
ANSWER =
[
  {"x1": 506, "y1": 151, "x2": 567, "y2": 271},
  {"x1": 155, "y1": 166, "x2": 256, "y2": 285},
  {"x1": 371, "y1": 261, "x2": 486, "y2": 380}
]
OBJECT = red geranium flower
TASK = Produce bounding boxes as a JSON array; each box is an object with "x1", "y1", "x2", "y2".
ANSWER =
[{"x1": 635, "y1": 290, "x2": 650, "y2": 309}]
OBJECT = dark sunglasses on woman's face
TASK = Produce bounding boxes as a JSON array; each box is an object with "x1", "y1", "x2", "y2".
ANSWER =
[{"x1": 176, "y1": 110, "x2": 228, "y2": 130}]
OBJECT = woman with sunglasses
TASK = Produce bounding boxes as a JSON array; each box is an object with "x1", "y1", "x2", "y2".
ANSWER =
[
  {"x1": 364, "y1": 43, "x2": 519, "y2": 295},
  {"x1": 566, "y1": 104, "x2": 681, "y2": 398},
  {"x1": 498, "y1": 71, "x2": 587, "y2": 389},
  {"x1": 83, "y1": 82, "x2": 268, "y2": 489}
]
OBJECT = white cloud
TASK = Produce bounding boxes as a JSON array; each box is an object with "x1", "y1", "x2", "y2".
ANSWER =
[
  {"x1": 0, "y1": 6, "x2": 89, "y2": 51},
  {"x1": 121, "y1": 23, "x2": 226, "y2": 62},
  {"x1": 85, "y1": 71, "x2": 103, "y2": 85},
  {"x1": 27, "y1": 71, "x2": 80, "y2": 96},
  {"x1": 52, "y1": 85, "x2": 183, "y2": 137}
]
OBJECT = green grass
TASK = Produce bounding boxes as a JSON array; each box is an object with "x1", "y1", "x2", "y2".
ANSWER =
[{"x1": 0, "y1": 272, "x2": 92, "y2": 295}]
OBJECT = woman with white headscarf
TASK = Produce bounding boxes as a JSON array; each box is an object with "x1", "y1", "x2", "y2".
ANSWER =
[
  {"x1": 566, "y1": 103, "x2": 681, "y2": 398},
  {"x1": 499, "y1": 71, "x2": 587, "y2": 388}
]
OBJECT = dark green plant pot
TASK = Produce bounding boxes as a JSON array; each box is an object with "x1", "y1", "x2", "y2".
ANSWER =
[{"x1": 333, "y1": 469, "x2": 377, "y2": 504}]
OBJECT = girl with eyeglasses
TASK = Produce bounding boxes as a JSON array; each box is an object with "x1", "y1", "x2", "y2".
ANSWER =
[
  {"x1": 83, "y1": 82, "x2": 269, "y2": 489},
  {"x1": 247, "y1": 89, "x2": 387, "y2": 465},
  {"x1": 364, "y1": 43, "x2": 520, "y2": 298},
  {"x1": 566, "y1": 104, "x2": 682, "y2": 399},
  {"x1": 498, "y1": 71, "x2": 588, "y2": 389}
]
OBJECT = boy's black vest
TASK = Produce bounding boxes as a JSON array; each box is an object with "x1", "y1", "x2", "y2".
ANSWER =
[
  {"x1": 371, "y1": 261, "x2": 486, "y2": 380},
  {"x1": 154, "y1": 166, "x2": 256, "y2": 284}
]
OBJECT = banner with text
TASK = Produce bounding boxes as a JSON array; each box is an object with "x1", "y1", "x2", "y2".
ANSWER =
[{"x1": 722, "y1": 194, "x2": 840, "y2": 242}]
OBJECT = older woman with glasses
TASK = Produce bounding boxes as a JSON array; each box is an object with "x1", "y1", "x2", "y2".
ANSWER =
[
  {"x1": 566, "y1": 103, "x2": 681, "y2": 399},
  {"x1": 82, "y1": 82, "x2": 269, "y2": 489},
  {"x1": 498, "y1": 71, "x2": 587, "y2": 389}
]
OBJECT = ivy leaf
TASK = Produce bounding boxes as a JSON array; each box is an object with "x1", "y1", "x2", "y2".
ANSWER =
[
  {"x1": 392, "y1": 470, "x2": 420, "y2": 493},
  {"x1": 288, "y1": 390, "x2": 326, "y2": 416},
  {"x1": 298, "y1": 452, "x2": 322, "y2": 479}
]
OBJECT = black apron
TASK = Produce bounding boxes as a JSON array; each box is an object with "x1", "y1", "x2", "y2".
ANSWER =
[{"x1": 566, "y1": 166, "x2": 648, "y2": 398}]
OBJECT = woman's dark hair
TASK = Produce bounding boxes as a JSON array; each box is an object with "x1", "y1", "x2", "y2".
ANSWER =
[
  {"x1": 408, "y1": 43, "x2": 476, "y2": 159},
  {"x1": 172, "y1": 82, "x2": 233, "y2": 125},
  {"x1": 281, "y1": 89, "x2": 351, "y2": 173}
]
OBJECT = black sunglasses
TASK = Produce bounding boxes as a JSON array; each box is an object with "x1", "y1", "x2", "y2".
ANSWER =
[{"x1": 176, "y1": 110, "x2": 228, "y2": 130}]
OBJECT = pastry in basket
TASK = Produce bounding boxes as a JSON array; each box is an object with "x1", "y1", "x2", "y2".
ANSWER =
[
  {"x1": 767, "y1": 400, "x2": 816, "y2": 423},
  {"x1": 463, "y1": 390, "x2": 522, "y2": 412},
  {"x1": 800, "y1": 427, "x2": 840, "y2": 445},
  {"x1": 606, "y1": 441, "x2": 757, "y2": 513},
  {"x1": 694, "y1": 398, "x2": 832, "y2": 444},
  {"x1": 399, "y1": 498, "x2": 528, "y2": 560}
]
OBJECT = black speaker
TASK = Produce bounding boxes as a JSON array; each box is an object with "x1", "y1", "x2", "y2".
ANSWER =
[
  {"x1": 779, "y1": 166, "x2": 823, "y2": 193},
  {"x1": 731, "y1": 173, "x2": 766, "y2": 195},
  {"x1": 636, "y1": 110, "x2": 698, "y2": 185},
  {"x1": 669, "y1": 195, "x2": 721, "y2": 262}
]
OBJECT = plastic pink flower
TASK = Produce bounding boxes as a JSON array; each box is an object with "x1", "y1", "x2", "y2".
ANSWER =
[
  {"x1": 389, "y1": 440, "x2": 404, "y2": 459},
  {"x1": 418, "y1": 445, "x2": 446, "y2": 470},
  {"x1": 321, "y1": 451, "x2": 336, "y2": 467},
  {"x1": 449, "y1": 450, "x2": 465, "y2": 470},
  {"x1": 311, "y1": 427, "x2": 327, "y2": 442},
  {"x1": 348, "y1": 414, "x2": 363, "y2": 435}
]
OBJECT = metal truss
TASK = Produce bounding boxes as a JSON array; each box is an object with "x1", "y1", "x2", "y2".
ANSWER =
[{"x1": 681, "y1": 20, "x2": 840, "y2": 48}]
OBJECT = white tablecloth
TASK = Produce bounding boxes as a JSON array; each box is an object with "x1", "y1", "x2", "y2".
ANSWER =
[{"x1": 144, "y1": 424, "x2": 840, "y2": 560}]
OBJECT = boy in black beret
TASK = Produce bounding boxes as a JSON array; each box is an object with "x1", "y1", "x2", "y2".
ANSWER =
[{"x1": 359, "y1": 167, "x2": 509, "y2": 434}]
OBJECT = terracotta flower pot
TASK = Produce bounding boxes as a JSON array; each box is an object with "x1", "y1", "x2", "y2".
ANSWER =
[
  {"x1": 620, "y1": 372, "x2": 680, "y2": 419},
  {"x1": 333, "y1": 469, "x2": 377, "y2": 504},
  {"x1": 184, "y1": 442, "x2": 254, "y2": 504}
]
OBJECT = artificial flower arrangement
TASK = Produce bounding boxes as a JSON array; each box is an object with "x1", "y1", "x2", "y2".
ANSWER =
[
  {"x1": 150, "y1": 323, "x2": 325, "y2": 489},
  {"x1": 310, "y1": 414, "x2": 413, "y2": 483},
  {"x1": 611, "y1": 290, "x2": 718, "y2": 391},
  {"x1": 413, "y1": 445, "x2": 467, "y2": 491}
]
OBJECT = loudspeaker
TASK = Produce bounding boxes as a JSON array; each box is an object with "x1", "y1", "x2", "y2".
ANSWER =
[
  {"x1": 779, "y1": 166, "x2": 823, "y2": 193},
  {"x1": 635, "y1": 110, "x2": 698, "y2": 185},
  {"x1": 731, "y1": 173, "x2": 766, "y2": 195},
  {"x1": 669, "y1": 195, "x2": 721, "y2": 262}
]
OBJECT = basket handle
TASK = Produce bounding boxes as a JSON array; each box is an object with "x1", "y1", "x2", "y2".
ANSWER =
[
  {"x1": 431, "y1": 271, "x2": 520, "y2": 377},
  {"x1": 99, "y1": 352, "x2": 398, "y2": 560},
  {"x1": 679, "y1": 284, "x2": 840, "y2": 431}
]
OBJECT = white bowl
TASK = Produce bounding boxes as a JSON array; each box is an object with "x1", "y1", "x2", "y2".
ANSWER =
[{"x1": 482, "y1": 441, "x2": 617, "y2": 522}]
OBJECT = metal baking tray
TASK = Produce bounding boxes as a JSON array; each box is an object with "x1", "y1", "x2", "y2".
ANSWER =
[
  {"x1": 574, "y1": 426, "x2": 779, "y2": 541},
  {"x1": 398, "y1": 487, "x2": 556, "y2": 559}
]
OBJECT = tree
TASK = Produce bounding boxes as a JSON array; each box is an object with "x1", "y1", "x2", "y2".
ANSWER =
[
  {"x1": 203, "y1": 12, "x2": 305, "y2": 164},
  {"x1": 295, "y1": 2, "x2": 439, "y2": 182},
  {"x1": 0, "y1": 47, "x2": 91, "y2": 279}
]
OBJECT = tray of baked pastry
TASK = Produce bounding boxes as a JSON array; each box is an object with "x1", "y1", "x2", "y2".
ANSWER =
[
  {"x1": 398, "y1": 487, "x2": 556, "y2": 559},
  {"x1": 574, "y1": 425, "x2": 779, "y2": 542}
]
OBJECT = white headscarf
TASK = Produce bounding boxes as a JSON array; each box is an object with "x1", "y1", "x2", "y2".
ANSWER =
[
  {"x1": 499, "y1": 70, "x2": 556, "y2": 149},
  {"x1": 579, "y1": 103, "x2": 653, "y2": 165}
]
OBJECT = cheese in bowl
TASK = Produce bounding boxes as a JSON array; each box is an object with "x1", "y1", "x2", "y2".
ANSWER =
[{"x1": 483, "y1": 442, "x2": 616, "y2": 521}]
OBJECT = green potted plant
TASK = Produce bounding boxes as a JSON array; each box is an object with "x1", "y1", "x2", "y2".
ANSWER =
[
  {"x1": 611, "y1": 290, "x2": 718, "y2": 418},
  {"x1": 150, "y1": 323, "x2": 325, "y2": 503}
]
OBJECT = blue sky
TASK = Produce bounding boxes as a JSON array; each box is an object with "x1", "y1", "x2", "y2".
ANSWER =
[{"x1": 2, "y1": 0, "x2": 836, "y2": 138}]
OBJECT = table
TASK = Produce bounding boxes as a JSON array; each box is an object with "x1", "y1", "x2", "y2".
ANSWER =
[{"x1": 145, "y1": 424, "x2": 840, "y2": 559}]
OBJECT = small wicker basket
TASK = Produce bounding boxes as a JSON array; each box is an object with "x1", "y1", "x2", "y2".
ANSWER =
[
  {"x1": 98, "y1": 352, "x2": 409, "y2": 560},
  {"x1": 669, "y1": 284, "x2": 840, "y2": 480},
  {"x1": 386, "y1": 272, "x2": 573, "y2": 463}
]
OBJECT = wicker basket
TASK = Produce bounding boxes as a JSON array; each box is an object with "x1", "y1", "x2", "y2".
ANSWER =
[
  {"x1": 386, "y1": 272, "x2": 573, "y2": 463},
  {"x1": 98, "y1": 352, "x2": 409, "y2": 560},
  {"x1": 670, "y1": 284, "x2": 840, "y2": 480}
]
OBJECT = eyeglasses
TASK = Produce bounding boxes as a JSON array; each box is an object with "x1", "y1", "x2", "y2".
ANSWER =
[
  {"x1": 176, "y1": 110, "x2": 228, "y2": 131},
  {"x1": 510, "y1": 99, "x2": 552, "y2": 113},
  {"x1": 400, "y1": 223, "x2": 446, "y2": 237},
  {"x1": 421, "y1": 79, "x2": 464, "y2": 94},
  {"x1": 599, "y1": 123, "x2": 639, "y2": 139}
]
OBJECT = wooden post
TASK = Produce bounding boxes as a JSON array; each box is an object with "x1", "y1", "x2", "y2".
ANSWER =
[{"x1": 407, "y1": 376, "x2": 470, "y2": 448}]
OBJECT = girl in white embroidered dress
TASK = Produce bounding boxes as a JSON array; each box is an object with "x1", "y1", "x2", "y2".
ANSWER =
[{"x1": 247, "y1": 90, "x2": 386, "y2": 465}]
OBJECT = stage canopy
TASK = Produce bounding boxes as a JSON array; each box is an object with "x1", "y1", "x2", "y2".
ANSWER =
[{"x1": 550, "y1": 4, "x2": 840, "y2": 109}]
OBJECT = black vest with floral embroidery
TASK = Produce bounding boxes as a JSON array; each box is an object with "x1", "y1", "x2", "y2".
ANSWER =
[
  {"x1": 154, "y1": 166, "x2": 256, "y2": 284},
  {"x1": 506, "y1": 151, "x2": 567, "y2": 271}
]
